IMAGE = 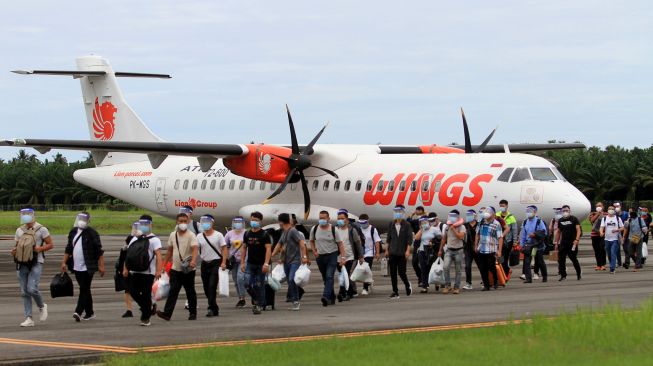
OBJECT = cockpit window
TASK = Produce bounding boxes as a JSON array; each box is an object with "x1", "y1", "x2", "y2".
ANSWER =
[
  {"x1": 510, "y1": 167, "x2": 531, "y2": 182},
  {"x1": 551, "y1": 167, "x2": 567, "y2": 182},
  {"x1": 497, "y1": 168, "x2": 514, "y2": 182},
  {"x1": 530, "y1": 168, "x2": 558, "y2": 181}
]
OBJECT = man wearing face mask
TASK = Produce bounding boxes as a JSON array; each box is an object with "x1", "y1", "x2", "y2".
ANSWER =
[
  {"x1": 225, "y1": 216, "x2": 247, "y2": 308},
  {"x1": 13, "y1": 208, "x2": 53, "y2": 328},
  {"x1": 497, "y1": 200, "x2": 518, "y2": 277},
  {"x1": 589, "y1": 202, "x2": 607, "y2": 270},
  {"x1": 474, "y1": 207, "x2": 503, "y2": 291},
  {"x1": 241, "y1": 212, "x2": 273, "y2": 314},
  {"x1": 415, "y1": 216, "x2": 438, "y2": 293},
  {"x1": 386, "y1": 205, "x2": 414, "y2": 298},
  {"x1": 358, "y1": 214, "x2": 381, "y2": 295},
  {"x1": 519, "y1": 205, "x2": 548, "y2": 283},
  {"x1": 554, "y1": 205, "x2": 582, "y2": 281},
  {"x1": 600, "y1": 206, "x2": 624, "y2": 274},
  {"x1": 197, "y1": 215, "x2": 227, "y2": 317},
  {"x1": 334, "y1": 209, "x2": 364, "y2": 302},
  {"x1": 438, "y1": 210, "x2": 466, "y2": 294},
  {"x1": 310, "y1": 211, "x2": 346, "y2": 307},
  {"x1": 179, "y1": 206, "x2": 201, "y2": 234},
  {"x1": 623, "y1": 209, "x2": 648, "y2": 271},
  {"x1": 463, "y1": 209, "x2": 478, "y2": 291},
  {"x1": 61, "y1": 212, "x2": 105, "y2": 322},
  {"x1": 157, "y1": 213, "x2": 199, "y2": 321}
]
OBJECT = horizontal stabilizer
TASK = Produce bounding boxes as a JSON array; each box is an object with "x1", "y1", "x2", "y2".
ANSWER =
[{"x1": 12, "y1": 70, "x2": 171, "y2": 78}]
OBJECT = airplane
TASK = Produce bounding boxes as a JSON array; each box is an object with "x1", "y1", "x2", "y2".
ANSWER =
[{"x1": 3, "y1": 55, "x2": 591, "y2": 231}]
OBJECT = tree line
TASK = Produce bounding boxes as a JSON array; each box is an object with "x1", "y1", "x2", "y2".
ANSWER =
[{"x1": 0, "y1": 146, "x2": 651, "y2": 208}]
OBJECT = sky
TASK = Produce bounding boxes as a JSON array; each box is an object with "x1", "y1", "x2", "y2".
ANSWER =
[{"x1": 0, "y1": 0, "x2": 651, "y2": 162}]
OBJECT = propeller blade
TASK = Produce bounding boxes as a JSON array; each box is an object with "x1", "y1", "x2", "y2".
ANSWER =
[
  {"x1": 474, "y1": 127, "x2": 498, "y2": 153},
  {"x1": 312, "y1": 165, "x2": 339, "y2": 179},
  {"x1": 300, "y1": 171, "x2": 311, "y2": 220},
  {"x1": 286, "y1": 104, "x2": 300, "y2": 155},
  {"x1": 461, "y1": 108, "x2": 472, "y2": 154},
  {"x1": 262, "y1": 168, "x2": 296, "y2": 204},
  {"x1": 304, "y1": 122, "x2": 329, "y2": 155},
  {"x1": 270, "y1": 153, "x2": 294, "y2": 164}
]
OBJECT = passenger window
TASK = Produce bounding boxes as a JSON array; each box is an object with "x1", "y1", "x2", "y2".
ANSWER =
[
  {"x1": 210, "y1": 180, "x2": 216, "y2": 190},
  {"x1": 399, "y1": 181, "x2": 406, "y2": 192},
  {"x1": 377, "y1": 180, "x2": 384, "y2": 191},
  {"x1": 260, "y1": 181, "x2": 266, "y2": 190},
  {"x1": 510, "y1": 168, "x2": 531, "y2": 183},
  {"x1": 388, "y1": 181, "x2": 395, "y2": 192},
  {"x1": 334, "y1": 180, "x2": 340, "y2": 191},
  {"x1": 530, "y1": 168, "x2": 558, "y2": 181},
  {"x1": 497, "y1": 168, "x2": 514, "y2": 182},
  {"x1": 323, "y1": 180, "x2": 330, "y2": 191},
  {"x1": 192, "y1": 179, "x2": 198, "y2": 190},
  {"x1": 422, "y1": 180, "x2": 430, "y2": 192},
  {"x1": 229, "y1": 180, "x2": 235, "y2": 190},
  {"x1": 174, "y1": 179, "x2": 180, "y2": 190},
  {"x1": 249, "y1": 180, "x2": 256, "y2": 190},
  {"x1": 239, "y1": 180, "x2": 245, "y2": 190},
  {"x1": 355, "y1": 180, "x2": 362, "y2": 191},
  {"x1": 411, "y1": 181, "x2": 417, "y2": 192},
  {"x1": 219, "y1": 180, "x2": 225, "y2": 190},
  {"x1": 201, "y1": 180, "x2": 207, "y2": 190},
  {"x1": 433, "y1": 181, "x2": 441, "y2": 192},
  {"x1": 344, "y1": 180, "x2": 351, "y2": 191},
  {"x1": 270, "y1": 183, "x2": 277, "y2": 190},
  {"x1": 312, "y1": 180, "x2": 319, "y2": 191}
]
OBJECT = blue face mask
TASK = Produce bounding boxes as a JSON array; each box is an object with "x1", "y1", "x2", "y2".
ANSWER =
[
  {"x1": 448, "y1": 215, "x2": 458, "y2": 223},
  {"x1": 360, "y1": 222, "x2": 370, "y2": 229},
  {"x1": 20, "y1": 215, "x2": 33, "y2": 224},
  {"x1": 336, "y1": 219, "x2": 345, "y2": 227},
  {"x1": 393, "y1": 212, "x2": 403, "y2": 220},
  {"x1": 201, "y1": 222, "x2": 212, "y2": 231},
  {"x1": 250, "y1": 221, "x2": 260, "y2": 229},
  {"x1": 138, "y1": 225, "x2": 150, "y2": 235},
  {"x1": 233, "y1": 222, "x2": 243, "y2": 230},
  {"x1": 466, "y1": 215, "x2": 475, "y2": 223},
  {"x1": 318, "y1": 219, "x2": 328, "y2": 226}
]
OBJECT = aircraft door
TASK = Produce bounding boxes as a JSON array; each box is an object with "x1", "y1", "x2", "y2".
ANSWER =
[{"x1": 155, "y1": 178, "x2": 168, "y2": 212}]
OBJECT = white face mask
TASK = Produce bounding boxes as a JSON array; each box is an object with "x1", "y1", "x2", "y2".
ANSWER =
[
  {"x1": 178, "y1": 223, "x2": 188, "y2": 231},
  {"x1": 596, "y1": 207, "x2": 603, "y2": 213},
  {"x1": 526, "y1": 212, "x2": 535, "y2": 219},
  {"x1": 77, "y1": 220, "x2": 88, "y2": 229},
  {"x1": 482, "y1": 212, "x2": 491, "y2": 219},
  {"x1": 562, "y1": 211, "x2": 570, "y2": 218},
  {"x1": 608, "y1": 209, "x2": 615, "y2": 216}
]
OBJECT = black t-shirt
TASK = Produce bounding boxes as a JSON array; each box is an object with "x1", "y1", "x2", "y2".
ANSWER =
[
  {"x1": 245, "y1": 229, "x2": 272, "y2": 265},
  {"x1": 557, "y1": 216, "x2": 580, "y2": 243}
]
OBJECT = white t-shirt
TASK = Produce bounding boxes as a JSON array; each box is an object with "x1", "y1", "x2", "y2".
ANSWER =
[
  {"x1": 362, "y1": 226, "x2": 382, "y2": 257},
  {"x1": 15, "y1": 223, "x2": 50, "y2": 264},
  {"x1": 601, "y1": 216, "x2": 623, "y2": 242},
  {"x1": 198, "y1": 231, "x2": 227, "y2": 262},
  {"x1": 128, "y1": 235, "x2": 162, "y2": 275},
  {"x1": 72, "y1": 229, "x2": 87, "y2": 271},
  {"x1": 419, "y1": 226, "x2": 440, "y2": 252}
]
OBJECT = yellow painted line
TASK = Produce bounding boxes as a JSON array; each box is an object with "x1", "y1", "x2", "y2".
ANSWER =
[{"x1": 0, "y1": 337, "x2": 137, "y2": 354}]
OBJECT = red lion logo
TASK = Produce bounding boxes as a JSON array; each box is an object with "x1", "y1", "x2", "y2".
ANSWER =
[{"x1": 92, "y1": 98, "x2": 117, "y2": 140}]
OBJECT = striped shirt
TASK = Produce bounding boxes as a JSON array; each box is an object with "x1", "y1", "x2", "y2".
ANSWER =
[{"x1": 477, "y1": 219, "x2": 503, "y2": 254}]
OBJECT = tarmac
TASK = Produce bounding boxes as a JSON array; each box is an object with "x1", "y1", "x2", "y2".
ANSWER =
[{"x1": 0, "y1": 235, "x2": 651, "y2": 365}]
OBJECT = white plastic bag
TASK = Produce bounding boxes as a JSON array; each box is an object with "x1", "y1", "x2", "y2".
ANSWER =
[
  {"x1": 271, "y1": 264, "x2": 286, "y2": 283},
  {"x1": 218, "y1": 268, "x2": 230, "y2": 297},
  {"x1": 380, "y1": 257, "x2": 388, "y2": 277},
  {"x1": 266, "y1": 275, "x2": 281, "y2": 292},
  {"x1": 643, "y1": 242, "x2": 648, "y2": 258},
  {"x1": 152, "y1": 272, "x2": 170, "y2": 301},
  {"x1": 428, "y1": 257, "x2": 445, "y2": 285},
  {"x1": 350, "y1": 262, "x2": 373, "y2": 283},
  {"x1": 294, "y1": 264, "x2": 311, "y2": 287},
  {"x1": 339, "y1": 266, "x2": 350, "y2": 290}
]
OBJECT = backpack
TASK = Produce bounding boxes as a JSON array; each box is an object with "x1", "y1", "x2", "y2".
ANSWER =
[
  {"x1": 348, "y1": 221, "x2": 366, "y2": 251},
  {"x1": 125, "y1": 235, "x2": 154, "y2": 272},
  {"x1": 522, "y1": 218, "x2": 547, "y2": 250},
  {"x1": 311, "y1": 224, "x2": 337, "y2": 242},
  {"x1": 14, "y1": 224, "x2": 44, "y2": 267}
]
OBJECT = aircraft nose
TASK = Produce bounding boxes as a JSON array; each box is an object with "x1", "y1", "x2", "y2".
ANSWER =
[{"x1": 567, "y1": 183, "x2": 591, "y2": 219}]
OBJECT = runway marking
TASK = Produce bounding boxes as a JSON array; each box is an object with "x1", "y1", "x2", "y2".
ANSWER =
[{"x1": 0, "y1": 337, "x2": 137, "y2": 354}]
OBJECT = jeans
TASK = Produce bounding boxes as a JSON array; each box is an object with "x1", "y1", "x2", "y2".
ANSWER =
[
  {"x1": 464, "y1": 248, "x2": 477, "y2": 285},
  {"x1": 230, "y1": 260, "x2": 248, "y2": 298},
  {"x1": 558, "y1": 242, "x2": 581, "y2": 278},
  {"x1": 128, "y1": 273, "x2": 154, "y2": 321},
  {"x1": 17, "y1": 263, "x2": 44, "y2": 318},
  {"x1": 363, "y1": 257, "x2": 374, "y2": 291},
  {"x1": 477, "y1": 253, "x2": 498, "y2": 289},
  {"x1": 522, "y1": 247, "x2": 547, "y2": 281},
  {"x1": 316, "y1": 252, "x2": 338, "y2": 302},
  {"x1": 443, "y1": 249, "x2": 463, "y2": 289},
  {"x1": 74, "y1": 271, "x2": 95, "y2": 316},
  {"x1": 246, "y1": 263, "x2": 266, "y2": 307},
  {"x1": 201, "y1": 260, "x2": 220, "y2": 313},
  {"x1": 605, "y1": 240, "x2": 620, "y2": 272},
  {"x1": 417, "y1": 250, "x2": 431, "y2": 288},
  {"x1": 629, "y1": 241, "x2": 643, "y2": 268},
  {"x1": 163, "y1": 269, "x2": 197, "y2": 317},
  {"x1": 591, "y1": 235, "x2": 607, "y2": 267},
  {"x1": 284, "y1": 262, "x2": 300, "y2": 302},
  {"x1": 388, "y1": 254, "x2": 410, "y2": 294}
]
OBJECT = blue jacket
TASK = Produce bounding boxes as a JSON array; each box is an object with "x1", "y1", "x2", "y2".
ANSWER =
[{"x1": 520, "y1": 216, "x2": 548, "y2": 247}]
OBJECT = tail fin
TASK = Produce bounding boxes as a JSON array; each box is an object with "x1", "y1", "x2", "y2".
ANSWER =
[{"x1": 75, "y1": 55, "x2": 164, "y2": 165}]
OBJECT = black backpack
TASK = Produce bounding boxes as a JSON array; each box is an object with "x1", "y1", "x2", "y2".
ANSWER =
[
  {"x1": 125, "y1": 235, "x2": 154, "y2": 272},
  {"x1": 349, "y1": 220, "x2": 367, "y2": 249}
]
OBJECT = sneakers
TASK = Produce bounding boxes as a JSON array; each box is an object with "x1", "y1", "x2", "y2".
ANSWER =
[
  {"x1": 20, "y1": 317, "x2": 35, "y2": 327},
  {"x1": 361, "y1": 289, "x2": 369, "y2": 296},
  {"x1": 140, "y1": 319, "x2": 151, "y2": 326},
  {"x1": 156, "y1": 311, "x2": 171, "y2": 321},
  {"x1": 452, "y1": 288, "x2": 460, "y2": 295},
  {"x1": 463, "y1": 283, "x2": 473, "y2": 290},
  {"x1": 559, "y1": 276, "x2": 566, "y2": 282},
  {"x1": 82, "y1": 314, "x2": 96, "y2": 321},
  {"x1": 291, "y1": 302, "x2": 301, "y2": 311},
  {"x1": 420, "y1": 288, "x2": 428, "y2": 294},
  {"x1": 184, "y1": 301, "x2": 189, "y2": 310},
  {"x1": 533, "y1": 274, "x2": 540, "y2": 280},
  {"x1": 73, "y1": 313, "x2": 82, "y2": 322},
  {"x1": 389, "y1": 292, "x2": 400, "y2": 299},
  {"x1": 122, "y1": 310, "x2": 134, "y2": 318},
  {"x1": 406, "y1": 283, "x2": 413, "y2": 297},
  {"x1": 610, "y1": 271, "x2": 615, "y2": 275},
  {"x1": 206, "y1": 310, "x2": 218, "y2": 317},
  {"x1": 442, "y1": 287, "x2": 451, "y2": 294},
  {"x1": 39, "y1": 304, "x2": 48, "y2": 322},
  {"x1": 320, "y1": 297, "x2": 329, "y2": 307},
  {"x1": 236, "y1": 299, "x2": 246, "y2": 308},
  {"x1": 188, "y1": 313, "x2": 197, "y2": 320},
  {"x1": 252, "y1": 306, "x2": 262, "y2": 315},
  {"x1": 519, "y1": 274, "x2": 526, "y2": 280}
]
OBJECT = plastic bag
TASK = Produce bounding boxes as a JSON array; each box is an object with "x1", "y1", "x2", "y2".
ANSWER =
[
  {"x1": 350, "y1": 262, "x2": 373, "y2": 283},
  {"x1": 339, "y1": 266, "x2": 350, "y2": 290},
  {"x1": 50, "y1": 272, "x2": 74, "y2": 298},
  {"x1": 218, "y1": 268, "x2": 230, "y2": 297},
  {"x1": 428, "y1": 257, "x2": 445, "y2": 285},
  {"x1": 271, "y1": 264, "x2": 286, "y2": 283},
  {"x1": 266, "y1": 275, "x2": 281, "y2": 292},
  {"x1": 152, "y1": 272, "x2": 170, "y2": 301},
  {"x1": 294, "y1": 264, "x2": 311, "y2": 287},
  {"x1": 380, "y1": 257, "x2": 389, "y2": 277},
  {"x1": 643, "y1": 242, "x2": 649, "y2": 258}
]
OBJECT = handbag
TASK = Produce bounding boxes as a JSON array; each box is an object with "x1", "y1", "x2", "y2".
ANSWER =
[
  {"x1": 176, "y1": 233, "x2": 193, "y2": 274},
  {"x1": 548, "y1": 250, "x2": 559, "y2": 262},
  {"x1": 509, "y1": 246, "x2": 520, "y2": 266},
  {"x1": 50, "y1": 272, "x2": 74, "y2": 298}
]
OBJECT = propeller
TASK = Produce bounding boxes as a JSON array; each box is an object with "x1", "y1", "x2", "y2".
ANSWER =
[
  {"x1": 262, "y1": 105, "x2": 338, "y2": 220},
  {"x1": 460, "y1": 108, "x2": 498, "y2": 153}
]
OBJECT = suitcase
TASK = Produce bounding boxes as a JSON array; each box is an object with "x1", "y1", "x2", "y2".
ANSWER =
[
  {"x1": 488, "y1": 262, "x2": 507, "y2": 287},
  {"x1": 263, "y1": 284, "x2": 275, "y2": 310}
]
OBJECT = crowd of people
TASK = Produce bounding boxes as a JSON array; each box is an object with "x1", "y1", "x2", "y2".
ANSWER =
[{"x1": 10, "y1": 200, "x2": 651, "y2": 327}]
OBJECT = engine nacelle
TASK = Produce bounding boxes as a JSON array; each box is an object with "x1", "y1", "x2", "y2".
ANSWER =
[
  {"x1": 418, "y1": 145, "x2": 465, "y2": 154},
  {"x1": 224, "y1": 144, "x2": 292, "y2": 183}
]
